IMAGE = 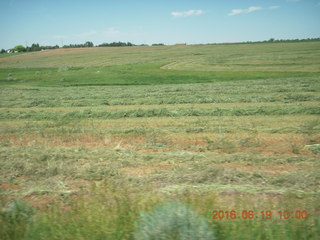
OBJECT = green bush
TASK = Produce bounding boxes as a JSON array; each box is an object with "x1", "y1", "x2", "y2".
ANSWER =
[
  {"x1": 0, "y1": 199, "x2": 35, "y2": 240},
  {"x1": 2, "y1": 199, "x2": 34, "y2": 223},
  {"x1": 134, "y1": 201, "x2": 215, "y2": 240}
]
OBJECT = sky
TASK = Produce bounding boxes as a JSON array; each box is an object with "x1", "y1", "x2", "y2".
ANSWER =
[{"x1": 1, "y1": 0, "x2": 320, "y2": 49}]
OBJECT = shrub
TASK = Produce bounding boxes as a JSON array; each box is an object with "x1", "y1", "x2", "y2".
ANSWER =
[
  {"x1": 2, "y1": 199, "x2": 34, "y2": 224},
  {"x1": 7, "y1": 73, "x2": 16, "y2": 81},
  {"x1": 134, "y1": 201, "x2": 215, "y2": 240},
  {"x1": 0, "y1": 199, "x2": 35, "y2": 240}
]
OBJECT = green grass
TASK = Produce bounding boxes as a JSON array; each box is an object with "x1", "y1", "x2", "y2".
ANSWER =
[
  {"x1": 1, "y1": 41, "x2": 320, "y2": 239},
  {"x1": 1, "y1": 104, "x2": 319, "y2": 120},
  {"x1": 1, "y1": 77, "x2": 319, "y2": 108},
  {"x1": 0, "y1": 146, "x2": 318, "y2": 192},
  {"x1": 0, "y1": 53, "x2": 27, "y2": 58},
  {"x1": 1, "y1": 181, "x2": 319, "y2": 240},
  {"x1": 1, "y1": 63, "x2": 318, "y2": 87}
]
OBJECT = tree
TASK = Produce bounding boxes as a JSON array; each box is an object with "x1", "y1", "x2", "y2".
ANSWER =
[
  {"x1": 13, "y1": 45, "x2": 26, "y2": 52},
  {"x1": 84, "y1": 41, "x2": 94, "y2": 47},
  {"x1": 152, "y1": 43, "x2": 165, "y2": 46},
  {"x1": 0, "y1": 49, "x2": 6, "y2": 54},
  {"x1": 98, "y1": 41, "x2": 134, "y2": 47},
  {"x1": 30, "y1": 43, "x2": 41, "y2": 51}
]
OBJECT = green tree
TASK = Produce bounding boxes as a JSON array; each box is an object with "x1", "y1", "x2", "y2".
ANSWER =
[
  {"x1": 152, "y1": 43, "x2": 165, "y2": 46},
  {"x1": 0, "y1": 49, "x2": 6, "y2": 54},
  {"x1": 13, "y1": 45, "x2": 26, "y2": 52},
  {"x1": 85, "y1": 41, "x2": 94, "y2": 47}
]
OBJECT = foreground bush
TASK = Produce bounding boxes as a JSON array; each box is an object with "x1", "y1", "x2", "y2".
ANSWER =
[
  {"x1": 134, "y1": 201, "x2": 215, "y2": 240},
  {"x1": 0, "y1": 199, "x2": 34, "y2": 240}
]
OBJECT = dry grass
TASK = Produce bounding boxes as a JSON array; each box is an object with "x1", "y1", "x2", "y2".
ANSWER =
[{"x1": 1, "y1": 115, "x2": 318, "y2": 155}]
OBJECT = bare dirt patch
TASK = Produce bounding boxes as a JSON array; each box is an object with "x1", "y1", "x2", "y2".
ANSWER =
[{"x1": 0, "y1": 182, "x2": 20, "y2": 191}]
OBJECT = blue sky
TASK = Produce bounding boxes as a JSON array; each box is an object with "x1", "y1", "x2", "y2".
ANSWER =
[{"x1": 1, "y1": 0, "x2": 320, "y2": 49}]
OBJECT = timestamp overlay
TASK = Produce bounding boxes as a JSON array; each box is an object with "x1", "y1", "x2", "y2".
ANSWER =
[{"x1": 212, "y1": 210, "x2": 309, "y2": 220}]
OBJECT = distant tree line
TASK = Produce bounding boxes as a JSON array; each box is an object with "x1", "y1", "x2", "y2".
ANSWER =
[
  {"x1": 246, "y1": 37, "x2": 320, "y2": 44},
  {"x1": 62, "y1": 41, "x2": 94, "y2": 48},
  {"x1": 1, "y1": 43, "x2": 59, "y2": 53},
  {"x1": 152, "y1": 43, "x2": 165, "y2": 46},
  {"x1": 1, "y1": 41, "x2": 140, "y2": 54},
  {"x1": 26, "y1": 43, "x2": 59, "y2": 51},
  {"x1": 98, "y1": 42, "x2": 134, "y2": 47},
  {"x1": 211, "y1": 38, "x2": 320, "y2": 45},
  {"x1": 1, "y1": 37, "x2": 319, "y2": 54},
  {"x1": 265, "y1": 37, "x2": 320, "y2": 43}
]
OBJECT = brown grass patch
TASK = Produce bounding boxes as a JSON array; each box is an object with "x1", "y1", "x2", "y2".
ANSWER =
[
  {"x1": 217, "y1": 164, "x2": 311, "y2": 177},
  {"x1": 0, "y1": 48, "x2": 91, "y2": 64},
  {"x1": 22, "y1": 195, "x2": 57, "y2": 209},
  {"x1": 122, "y1": 164, "x2": 174, "y2": 177}
]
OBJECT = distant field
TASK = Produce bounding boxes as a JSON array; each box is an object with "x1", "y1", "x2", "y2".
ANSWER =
[
  {"x1": 0, "y1": 42, "x2": 319, "y2": 86},
  {"x1": 1, "y1": 42, "x2": 320, "y2": 70},
  {"x1": 0, "y1": 42, "x2": 319, "y2": 240}
]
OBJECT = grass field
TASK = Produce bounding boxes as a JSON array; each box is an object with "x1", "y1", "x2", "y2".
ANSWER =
[{"x1": 1, "y1": 42, "x2": 320, "y2": 240}]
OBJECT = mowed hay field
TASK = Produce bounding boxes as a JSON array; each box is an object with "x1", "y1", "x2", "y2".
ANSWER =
[{"x1": 0, "y1": 42, "x2": 320, "y2": 240}]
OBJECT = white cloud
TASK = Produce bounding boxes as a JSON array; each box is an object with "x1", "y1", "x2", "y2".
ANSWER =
[
  {"x1": 228, "y1": 5, "x2": 280, "y2": 16},
  {"x1": 171, "y1": 10, "x2": 203, "y2": 18},
  {"x1": 247, "y1": 6, "x2": 263, "y2": 13},
  {"x1": 228, "y1": 9, "x2": 246, "y2": 16},
  {"x1": 228, "y1": 6, "x2": 262, "y2": 16}
]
